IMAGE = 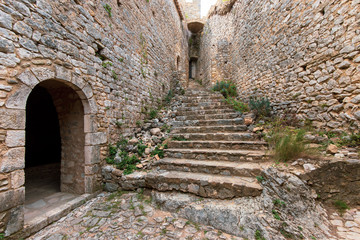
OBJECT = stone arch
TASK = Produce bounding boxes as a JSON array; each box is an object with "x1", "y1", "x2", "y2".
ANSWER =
[{"x1": 4, "y1": 65, "x2": 102, "y2": 197}]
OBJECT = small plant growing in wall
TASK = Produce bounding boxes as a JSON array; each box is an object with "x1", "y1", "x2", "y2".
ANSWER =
[
  {"x1": 249, "y1": 97, "x2": 272, "y2": 119},
  {"x1": 112, "y1": 70, "x2": 118, "y2": 80},
  {"x1": 212, "y1": 80, "x2": 237, "y2": 98},
  {"x1": 103, "y1": 4, "x2": 112, "y2": 17},
  {"x1": 102, "y1": 61, "x2": 113, "y2": 68}
]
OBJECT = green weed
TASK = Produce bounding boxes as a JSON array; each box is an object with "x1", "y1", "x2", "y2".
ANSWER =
[
  {"x1": 254, "y1": 229, "x2": 266, "y2": 240},
  {"x1": 224, "y1": 97, "x2": 249, "y2": 113},
  {"x1": 334, "y1": 200, "x2": 349, "y2": 215},
  {"x1": 249, "y1": 97, "x2": 272, "y2": 119},
  {"x1": 212, "y1": 80, "x2": 237, "y2": 98},
  {"x1": 103, "y1": 4, "x2": 112, "y2": 17},
  {"x1": 151, "y1": 146, "x2": 164, "y2": 158}
]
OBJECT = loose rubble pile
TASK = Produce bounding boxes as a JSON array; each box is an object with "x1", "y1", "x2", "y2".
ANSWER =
[{"x1": 102, "y1": 87, "x2": 186, "y2": 192}]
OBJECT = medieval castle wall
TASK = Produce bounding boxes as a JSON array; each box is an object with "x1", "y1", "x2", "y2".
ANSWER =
[{"x1": 197, "y1": 0, "x2": 360, "y2": 131}]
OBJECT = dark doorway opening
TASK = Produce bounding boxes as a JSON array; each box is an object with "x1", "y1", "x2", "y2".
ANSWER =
[
  {"x1": 25, "y1": 85, "x2": 61, "y2": 203},
  {"x1": 24, "y1": 80, "x2": 86, "y2": 223}
]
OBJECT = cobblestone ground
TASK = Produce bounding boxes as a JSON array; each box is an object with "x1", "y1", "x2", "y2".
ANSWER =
[
  {"x1": 28, "y1": 192, "x2": 241, "y2": 240},
  {"x1": 329, "y1": 207, "x2": 360, "y2": 240}
]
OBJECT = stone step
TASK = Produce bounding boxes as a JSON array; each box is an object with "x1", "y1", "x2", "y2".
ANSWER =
[
  {"x1": 171, "y1": 125, "x2": 248, "y2": 133},
  {"x1": 181, "y1": 101, "x2": 229, "y2": 108},
  {"x1": 168, "y1": 140, "x2": 268, "y2": 150},
  {"x1": 145, "y1": 171, "x2": 262, "y2": 199},
  {"x1": 155, "y1": 158, "x2": 263, "y2": 177},
  {"x1": 171, "y1": 118, "x2": 244, "y2": 127},
  {"x1": 182, "y1": 98, "x2": 225, "y2": 104},
  {"x1": 164, "y1": 148, "x2": 269, "y2": 162},
  {"x1": 177, "y1": 105, "x2": 234, "y2": 112},
  {"x1": 176, "y1": 113, "x2": 240, "y2": 121},
  {"x1": 182, "y1": 95, "x2": 224, "y2": 102},
  {"x1": 185, "y1": 90, "x2": 216, "y2": 95},
  {"x1": 176, "y1": 108, "x2": 236, "y2": 116},
  {"x1": 170, "y1": 132, "x2": 259, "y2": 141}
]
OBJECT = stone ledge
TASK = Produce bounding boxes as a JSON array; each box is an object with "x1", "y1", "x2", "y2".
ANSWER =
[{"x1": 8, "y1": 191, "x2": 100, "y2": 240}]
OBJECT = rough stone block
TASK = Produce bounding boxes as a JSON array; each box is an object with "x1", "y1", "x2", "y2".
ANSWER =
[
  {"x1": 0, "y1": 37, "x2": 15, "y2": 53},
  {"x1": 85, "y1": 145, "x2": 100, "y2": 164},
  {"x1": 0, "y1": 148, "x2": 25, "y2": 173},
  {"x1": 55, "y1": 65, "x2": 71, "y2": 81},
  {"x1": 0, "y1": 109, "x2": 25, "y2": 130},
  {"x1": 5, "y1": 85, "x2": 32, "y2": 109},
  {"x1": 0, "y1": 10, "x2": 12, "y2": 30},
  {"x1": 84, "y1": 114, "x2": 97, "y2": 133},
  {"x1": 85, "y1": 132, "x2": 107, "y2": 146},
  {"x1": 5, "y1": 206, "x2": 24, "y2": 236},
  {"x1": 82, "y1": 83, "x2": 93, "y2": 99},
  {"x1": 13, "y1": 21, "x2": 32, "y2": 38},
  {"x1": 19, "y1": 37, "x2": 38, "y2": 52},
  {"x1": 5, "y1": 130, "x2": 25, "y2": 147},
  {"x1": 31, "y1": 67, "x2": 55, "y2": 81},
  {"x1": 0, "y1": 187, "x2": 25, "y2": 212},
  {"x1": 16, "y1": 69, "x2": 39, "y2": 87},
  {"x1": 10, "y1": 170, "x2": 24, "y2": 189}
]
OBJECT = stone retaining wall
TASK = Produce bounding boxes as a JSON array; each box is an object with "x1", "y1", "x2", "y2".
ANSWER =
[
  {"x1": 197, "y1": 0, "x2": 360, "y2": 131},
  {"x1": 0, "y1": 0, "x2": 188, "y2": 236}
]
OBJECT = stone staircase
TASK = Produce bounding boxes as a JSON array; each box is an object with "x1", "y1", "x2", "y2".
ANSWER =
[{"x1": 146, "y1": 82, "x2": 270, "y2": 199}]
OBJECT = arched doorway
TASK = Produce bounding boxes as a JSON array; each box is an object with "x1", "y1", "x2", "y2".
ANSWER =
[{"x1": 24, "y1": 80, "x2": 85, "y2": 220}]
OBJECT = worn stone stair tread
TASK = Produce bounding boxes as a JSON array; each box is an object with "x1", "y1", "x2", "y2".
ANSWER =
[
  {"x1": 171, "y1": 132, "x2": 256, "y2": 138},
  {"x1": 177, "y1": 109, "x2": 236, "y2": 115},
  {"x1": 157, "y1": 158, "x2": 264, "y2": 171},
  {"x1": 169, "y1": 140, "x2": 268, "y2": 145},
  {"x1": 176, "y1": 114, "x2": 241, "y2": 121},
  {"x1": 172, "y1": 125, "x2": 247, "y2": 133},
  {"x1": 146, "y1": 171, "x2": 263, "y2": 198},
  {"x1": 165, "y1": 148, "x2": 267, "y2": 155},
  {"x1": 177, "y1": 106, "x2": 234, "y2": 112}
]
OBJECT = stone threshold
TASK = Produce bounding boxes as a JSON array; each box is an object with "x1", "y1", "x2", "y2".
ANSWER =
[{"x1": 10, "y1": 191, "x2": 100, "y2": 240}]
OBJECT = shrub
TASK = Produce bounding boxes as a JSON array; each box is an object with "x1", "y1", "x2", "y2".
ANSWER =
[
  {"x1": 151, "y1": 146, "x2": 165, "y2": 158},
  {"x1": 338, "y1": 133, "x2": 360, "y2": 147},
  {"x1": 137, "y1": 142, "x2": 147, "y2": 156},
  {"x1": 116, "y1": 153, "x2": 140, "y2": 175},
  {"x1": 249, "y1": 97, "x2": 271, "y2": 119},
  {"x1": 224, "y1": 97, "x2": 249, "y2": 113},
  {"x1": 268, "y1": 128, "x2": 308, "y2": 162},
  {"x1": 212, "y1": 80, "x2": 237, "y2": 98}
]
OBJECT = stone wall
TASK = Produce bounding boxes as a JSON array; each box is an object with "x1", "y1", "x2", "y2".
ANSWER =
[
  {"x1": 0, "y1": 0, "x2": 188, "y2": 236},
  {"x1": 301, "y1": 160, "x2": 360, "y2": 206},
  {"x1": 197, "y1": 0, "x2": 360, "y2": 131}
]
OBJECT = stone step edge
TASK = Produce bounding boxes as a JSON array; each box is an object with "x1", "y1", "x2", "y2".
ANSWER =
[
  {"x1": 168, "y1": 140, "x2": 268, "y2": 145},
  {"x1": 165, "y1": 148, "x2": 268, "y2": 155},
  {"x1": 155, "y1": 158, "x2": 265, "y2": 174},
  {"x1": 172, "y1": 125, "x2": 247, "y2": 130},
  {"x1": 145, "y1": 170, "x2": 263, "y2": 200}
]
